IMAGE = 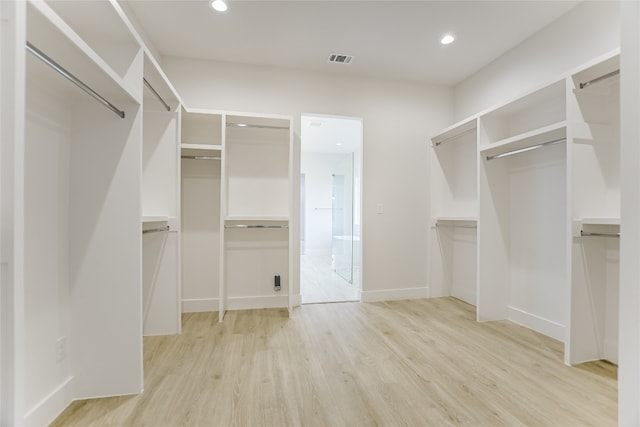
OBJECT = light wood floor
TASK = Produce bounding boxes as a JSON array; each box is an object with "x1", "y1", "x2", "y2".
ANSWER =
[{"x1": 52, "y1": 298, "x2": 617, "y2": 426}]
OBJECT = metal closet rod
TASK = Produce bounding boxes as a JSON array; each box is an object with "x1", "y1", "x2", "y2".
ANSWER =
[
  {"x1": 143, "y1": 78, "x2": 170, "y2": 111},
  {"x1": 579, "y1": 69, "x2": 620, "y2": 89},
  {"x1": 181, "y1": 155, "x2": 221, "y2": 160},
  {"x1": 226, "y1": 123, "x2": 289, "y2": 130},
  {"x1": 26, "y1": 42, "x2": 125, "y2": 119},
  {"x1": 434, "y1": 127, "x2": 476, "y2": 147},
  {"x1": 486, "y1": 137, "x2": 566, "y2": 161},
  {"x1": 143, "y1": 225, "x2": 170, "y2": 234},
  {"x1": 225, "y1": 224, "x2": 288, "y2": 229},
  {"x1": 580, "y1": 230, "x2": 620, "y2": 238}
]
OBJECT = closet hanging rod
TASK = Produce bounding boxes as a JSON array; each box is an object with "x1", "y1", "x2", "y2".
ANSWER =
[
  {"x1": 181, "y1": 155, "x2": 221, "y2": 160},
  {"x1": 580, "y1": 230, "x2": 620, "y2": 238},
  {"x1": 486, "y1": 137, "x2": 566, "y2": 161},
  {"x1": 579, "y1": 69, "x2": 620, "y2": 89},
  {"x1": 143, "y1": 226, "x2": 170, "y2": 234},
  {"x1": 225, "y1": 224, "x2": 289, "y2": 229},
  {"x1": 434, "y1": 127, "x2": 476, "y2": 147},
  {"x1": 143, "y1": 78, "x2": 171, "y2": 111},
  {"x1": 26, "y1": 42, "x2": 125, "y2": 119},
  {"x1": 226, "y1": 123, "x2": 289, "y2": 131}
]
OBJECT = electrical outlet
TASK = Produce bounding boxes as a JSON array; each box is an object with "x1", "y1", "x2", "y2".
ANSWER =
[{"x1": 55, "y1": 336, "x2": 66, "y2": 363}]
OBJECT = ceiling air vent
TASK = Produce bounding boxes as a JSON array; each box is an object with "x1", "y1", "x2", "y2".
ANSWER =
[{"x1": 328, "y1": 53, "x2": 354, "y2": 64}]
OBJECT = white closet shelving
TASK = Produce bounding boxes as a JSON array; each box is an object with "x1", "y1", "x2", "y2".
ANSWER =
[
  {"x1": 180, "y1": 109, "x2": 224, "y2": 314},
  {"x1": 15, "y1": 0, "x2": 145, "y2": 424},
  {"x1": 567, "y1": 53, "x2": 620, "y2": 365},
  {"x1": 432, "y1": 49, "x2": 621, "y2": 367},
  {"x1": 142, "y1": 52, "x2": 181, "y2": 336},
  {"x1": 221, "y1": 114, "x2": 294, "y2": 320},
  {"x1": 429, "y1": 117, "x2": 478, "y2": 305},
  {"x1": 477, "y1": 78, "x2": 567, "y2": 339}
]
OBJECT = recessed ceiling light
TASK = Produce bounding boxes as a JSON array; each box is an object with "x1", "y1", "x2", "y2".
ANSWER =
[
  {"x1": 440, "y1": 34, "x2": 455, "y2": 45},
  {"x1": 211, "y1": 0, "x2": 227, "y2": 12},
  {"x1": 336, "y1": 143, "x2": 343, "y2": 146}
]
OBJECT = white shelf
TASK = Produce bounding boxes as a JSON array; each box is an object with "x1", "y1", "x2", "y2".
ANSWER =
[
  {"x1": 431, "y1": 117, "x2": 477, "y2": 147},
  {"x1": 480, "y1": 121, "x2": 567, "y2": 160},
  {"x1": 142, "y1": 216, "x2": 169, "y2": 223},
  {"x1": 225, "y1": 216, "x2": 289, "y2": 222},
  {"x1": 181, "y1": 144, "x2": 223, "y2": 158},
  {"x1": 580, "y1": 217, "x2": 620, "y2": 226}
]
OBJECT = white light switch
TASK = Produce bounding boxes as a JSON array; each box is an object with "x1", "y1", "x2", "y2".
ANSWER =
[{"x1": 376, "y1": 203, "x2": 384, "y2": 214}]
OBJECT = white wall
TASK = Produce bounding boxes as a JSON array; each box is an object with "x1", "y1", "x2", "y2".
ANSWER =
[
  {"x1": 162, "y1": 57, "x2": 452, "y2": 299},
  {"x1": 454, "y1": 0, "x2": 620, "y2": 120}
]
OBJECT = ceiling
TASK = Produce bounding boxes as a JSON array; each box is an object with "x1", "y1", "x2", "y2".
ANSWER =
[{"x1": 126, "y1": 0, "x2": 579, "y2": 86}]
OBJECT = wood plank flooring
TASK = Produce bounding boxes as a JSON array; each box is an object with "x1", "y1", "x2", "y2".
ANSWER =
[{"x1": 52, "y1": 298, "x2": 617, "y2": 426}]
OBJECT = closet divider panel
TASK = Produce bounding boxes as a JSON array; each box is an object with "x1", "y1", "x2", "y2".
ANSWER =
[
  {"x1": 23, "y1": 0, "x2": 143, "y2": 418},
  {"x1": 141, "y1": 54, "x2": 181, "y2": 336},
  {"x1": 567, "y1": 53, "x2": 620, "y2": 365},
  {"x1": 180, "y1": 110, "x2": 223, "y2": 314},
  {"x1": 69, "y1": 91, "x2": 143, "y2": 399},
  {"x1": 429, "y1": 117, "x2": 478, "y2": 305}
]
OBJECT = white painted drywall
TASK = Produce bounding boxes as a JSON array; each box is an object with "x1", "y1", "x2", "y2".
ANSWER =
[
  {"x1": 454, "y1": 1, "x2": 620, "y2": 121},
  {"x1": 161, "y1": 57, "x2": 453, "y2": 297}
]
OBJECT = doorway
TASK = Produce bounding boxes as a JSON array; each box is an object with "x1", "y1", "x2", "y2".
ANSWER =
[{"x1": 300, "y1": 114, "x2": 362, "y2": 304}]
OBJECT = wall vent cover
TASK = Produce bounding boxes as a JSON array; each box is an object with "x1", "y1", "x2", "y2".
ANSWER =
[{"x1": 328, "y1": 53, "x2": 354, "y2": 64}]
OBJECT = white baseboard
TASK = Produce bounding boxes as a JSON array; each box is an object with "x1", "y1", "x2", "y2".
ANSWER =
[
  {"x1": 507, "y1": 306, "x2": 565, "y2": 341},
  {"x1": 360, "y1": 287, "x2": 429, "y2": 303},
  {"x1": 23, "y1": 376, "x2": 74, "y2": 427},
  {"x1": 182, "y1": 298, "x2": 218, "y2": 313},
  {"x1": 227, "y1": 295, "x2": 289, "y2": 310}
]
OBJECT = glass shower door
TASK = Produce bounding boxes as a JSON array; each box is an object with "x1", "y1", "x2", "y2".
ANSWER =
[{"x1": 331, "y1": 153, "x2": 354, "y2": 283}]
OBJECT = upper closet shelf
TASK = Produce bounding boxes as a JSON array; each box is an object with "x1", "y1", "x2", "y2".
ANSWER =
[
  {"x1": 431, "y1": 117, "x2": 478, "y2": 147},
  {"x1": 142, "y1": 216, "x2": 169, "y2": 223},
  {"x1": 480, "y1": 121, "x2": 566, "y2": 160},
  {"x1": 181, "y1": 144, "x2": 223, "y2": 158},
  {"x1": 574, "y1": 218, "x2": 620, "y2": 238},
  {"x1": 580, "y1": 217, "x2": 620, "y2": 226},
  {"x1": 26, "y1": 0, "x2": 140, "y2": 108}
]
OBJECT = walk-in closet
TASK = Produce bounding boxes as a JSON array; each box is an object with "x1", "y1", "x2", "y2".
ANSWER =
[{"x1": 2, "y1": 0, "x2": 638, "y2": 425}]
